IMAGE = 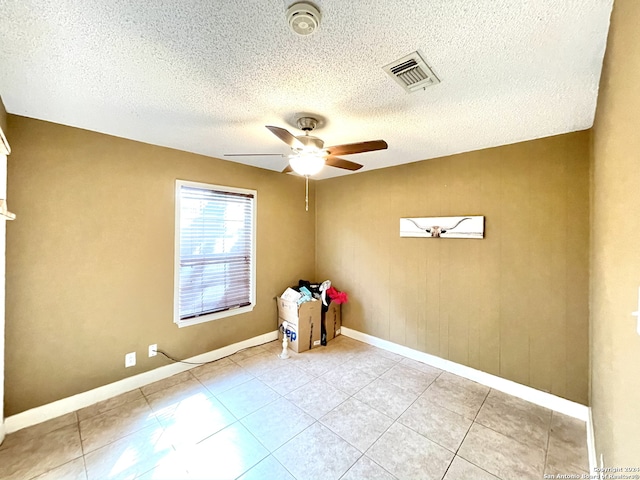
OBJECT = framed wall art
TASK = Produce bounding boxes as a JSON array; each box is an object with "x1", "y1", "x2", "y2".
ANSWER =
[{"x1": 400, "y1": 215, "x2": 484, "y2": 238}]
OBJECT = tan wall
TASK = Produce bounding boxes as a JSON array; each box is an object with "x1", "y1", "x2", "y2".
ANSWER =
[
  {"x1": 590, "y1": 0, "x2": 640, "y2": 465},
  {"x1": 316, "y1": 132, "x2": 590, "y2": 404},
  {"x1": 5, "y1": 115, "x2": 315, "y2": 416}
]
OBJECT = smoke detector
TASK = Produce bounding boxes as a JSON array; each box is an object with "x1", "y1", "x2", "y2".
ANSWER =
[{"x1": 287, "y1": 2, "x2": 321, "y2": 36}]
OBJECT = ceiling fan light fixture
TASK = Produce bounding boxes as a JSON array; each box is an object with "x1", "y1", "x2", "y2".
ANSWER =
[{"x1": 289, "y1": 154, "x2": 325, "y2": 176}]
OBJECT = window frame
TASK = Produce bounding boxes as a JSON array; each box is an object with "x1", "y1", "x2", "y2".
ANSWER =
[{"x1": 174, "y1": 179, "x2": 257, "y2": 328}]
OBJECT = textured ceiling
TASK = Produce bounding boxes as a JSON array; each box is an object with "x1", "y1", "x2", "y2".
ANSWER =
[{"x1": 0, "y1": 0, "x2": 613, "y2": 179}]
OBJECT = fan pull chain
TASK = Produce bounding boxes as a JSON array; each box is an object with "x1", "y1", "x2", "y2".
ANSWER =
[{"x1": 305, "y1": 175, "x2": 309, "y2": 211}]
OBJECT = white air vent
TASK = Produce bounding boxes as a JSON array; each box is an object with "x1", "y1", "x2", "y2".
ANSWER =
[{"x1": 383, "y1": 51, "x2": 440, "y2": 93}]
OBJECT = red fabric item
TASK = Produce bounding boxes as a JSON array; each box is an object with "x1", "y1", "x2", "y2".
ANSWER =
[{"x1": 327, "y1": 286, "x2": 348, "y2": 304}]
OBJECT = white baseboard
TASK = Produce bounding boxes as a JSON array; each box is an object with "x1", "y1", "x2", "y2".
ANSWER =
[
  {"x1": 341, "y1": 327, "x2": 589, "y2": 421},
  {"x1": 0, "y1": 422, "x2": 5, "y2": 445},
  {"x1": 6, "y1": 327, "x2": 591, "y2": 438},
  {"x1": 587, "y1": 408, "x2": 598, "y2": 475},
  {"x1": 4, "y1": 331, "x2": 278, "y2": 435}
]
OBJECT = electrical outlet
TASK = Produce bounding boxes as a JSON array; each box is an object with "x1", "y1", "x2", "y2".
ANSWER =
[
  {"x1": 149, "y1": 344, "x2": 157, "y2": 357},
  {"x1": 125, "y1": 352, "x2": 136, "y2": 368}
]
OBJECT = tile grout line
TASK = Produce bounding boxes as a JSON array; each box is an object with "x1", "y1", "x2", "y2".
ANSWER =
[
  {"x1": 212, "y1": 339, "x2": 567, "y2": 478},
  {"x1": 175, "y1": 346, "x2": 279, "y2": 478},
  {"x1": 229, "y1": 415, "x2": 277, "y2": 479},
  {"x1": 395, "y1": 374, "x2": 492, "y2": 478},
  {"x1": 235, "y1": 340, "x2": 442, "y2": 478},
  {"x1": 339, "y1": 453, "x2": 398, "y2": 480},
  {"x1": 81, "y1": 452, "x2": 89, "y2": 480},
  {"x1": 178, "y1": 363, "x2": 283, "y2": 478},
  {"x1": 81, "y1": 389, "x2": 164, "y2": 469},
  {"x1": 272, "y1": 453, "x2": 298, "y2": 480},
  {"x1": 269, "y1": 419, "x2": 329, "y2": 478},
  {"x1": 11, "y1": 414, "x2": 85, "y2": 480},
  {"x1": 459, "y1": 419, "x2": 552, "y2": 479},
  {"x1": 347, "y1": 365, "x2": 444, "y2": 475},
  {"x1": 456, "y1": 386, "x2": 563, "y2": 479},
  {"x1": 473, "y1": 392, "x2": 553, "y2": 448},
  {"x1": 542, "y1": 411, "x2": 554, "y2": 475},
  {"x1": 78, "y1": 406, "x2": 88, "y2": 460},
  {"x1": 273, "y1": 347, "x2": 407, "y2": 478},
  {"x1": 441, "y1": 386, "x2": 493, "y2": 479},
  {"x1": 327, "y1": 370, "x2": 394, "y2": 480}
]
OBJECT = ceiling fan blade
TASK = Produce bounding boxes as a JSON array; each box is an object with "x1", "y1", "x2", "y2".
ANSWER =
[
  {"x1": 266, "y1": 126, "x2": 304, "y2": 149},
  {"x1": 325, "y1": 156, "x2": 363, "y2": 171},
  {"x1": 326, "y1": 140, "x2": 388, "y2": 156},
  {"x1": 224, "y1": 153, "x2": 285, "y2": 157},
  {"x1": 282, "y1": 165, "x2": 293, "y2": 174}
]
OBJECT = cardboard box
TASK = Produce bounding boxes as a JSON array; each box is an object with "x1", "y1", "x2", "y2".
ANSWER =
[
  {"x1": 277, "y1": 297, "x2": 321, "y2": 353},
  {"x1": 322, "y1": 302, "x2": 342, "y2": 342}
]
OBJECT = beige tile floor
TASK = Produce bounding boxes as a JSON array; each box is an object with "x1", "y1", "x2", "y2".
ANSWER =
[{"x1": 0, "y1": 336, "x2": 590, "y2": 480}]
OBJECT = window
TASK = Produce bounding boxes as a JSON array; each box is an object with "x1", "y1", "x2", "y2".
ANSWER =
[{"x1": 174, "y1": 180, "x2": 256, "y2": 327}]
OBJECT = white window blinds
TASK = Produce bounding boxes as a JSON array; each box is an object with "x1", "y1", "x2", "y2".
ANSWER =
[{"x1": 176, "y1": 183, "x2": 255, "y2": 322}]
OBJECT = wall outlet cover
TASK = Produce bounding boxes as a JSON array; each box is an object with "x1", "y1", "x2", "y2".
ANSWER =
[{"x1": 125, "y1": 352, "x2": 136, "y2": 368}]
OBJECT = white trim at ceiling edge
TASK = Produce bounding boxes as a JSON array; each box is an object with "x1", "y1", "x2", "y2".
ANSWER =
[
  {"x1": 340, "y1": 326, "x2": 589, "y2": 421},
  {"x1": 4, "y1": 330, "x2": 278, "y2": 435}
]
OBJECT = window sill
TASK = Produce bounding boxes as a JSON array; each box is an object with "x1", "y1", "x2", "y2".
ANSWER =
[{"x1": 175, "y1": 304, "x2": 255, "y2": 328}]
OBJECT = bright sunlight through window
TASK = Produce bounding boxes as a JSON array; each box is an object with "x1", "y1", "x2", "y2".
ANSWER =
[{"x1": 174, "y1": 181, "x2": 256, "y2": 327}]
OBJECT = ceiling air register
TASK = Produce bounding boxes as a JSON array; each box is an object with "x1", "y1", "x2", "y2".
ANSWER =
[{"x1": 383, "y1": 51, "x2": 441, "y2": 93}]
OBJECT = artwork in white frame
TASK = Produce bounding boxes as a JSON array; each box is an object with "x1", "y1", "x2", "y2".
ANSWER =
[{"x1": 400, "y1": 216, "x2": 484, "y2": 238}]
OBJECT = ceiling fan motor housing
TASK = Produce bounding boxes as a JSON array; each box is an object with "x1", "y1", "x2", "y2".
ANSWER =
[
  {"x1": 287, "y1": 2, "x2": 321, "y2": 36},
  {"x1": 296, "y1": 116, "x2": 317, "y2": 132},
  {"x1": 294, "y1": 135, "x2": 324, "y2": 152}
]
